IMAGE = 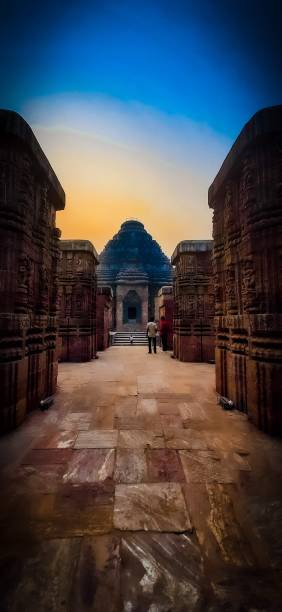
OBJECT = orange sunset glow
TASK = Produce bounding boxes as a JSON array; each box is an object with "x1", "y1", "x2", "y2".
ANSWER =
[{"x1": 25, "y1": 94, "x2": 231, "y2": 255}]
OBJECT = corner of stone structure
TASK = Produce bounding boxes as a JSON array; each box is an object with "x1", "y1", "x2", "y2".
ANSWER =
[
  {"x1": 171, "y1": 240, "x2": 214, "y2": 264},
  {"x1": 0, "y1": 108, "x2": 65, "y2": 211},
  {"x1": 59, "y1": 239, "x2": 99, "y2": 264},
  {"x1": 208, "y1": 104, "x2": 282, "y2": 205}
]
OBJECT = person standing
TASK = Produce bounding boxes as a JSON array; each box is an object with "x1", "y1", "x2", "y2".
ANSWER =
[
  {"x1": 146, "y1": 317, "x2": 158, "y2": 354},
  {"x1": 160, "y1": 315, "x2": 169, "y2": 351}
]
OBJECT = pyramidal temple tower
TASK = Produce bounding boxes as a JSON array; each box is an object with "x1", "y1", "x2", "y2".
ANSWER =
[{"x1": 97, "y1": 220, "x2": 172, "y2": 331}]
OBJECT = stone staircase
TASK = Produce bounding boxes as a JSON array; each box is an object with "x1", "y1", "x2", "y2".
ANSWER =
[{"x1": 113, "y1": 331, "x2": 148, "y2": 346}]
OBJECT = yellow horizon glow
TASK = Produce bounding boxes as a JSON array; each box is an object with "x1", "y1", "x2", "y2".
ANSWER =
[{"x1": 24, "y1": 94, "x2": 231, "y2": 257}]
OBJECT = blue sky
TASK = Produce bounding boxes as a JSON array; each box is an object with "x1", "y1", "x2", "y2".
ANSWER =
[{"x1": 1, "y1": 0, "x2": 282, "y2": 252}]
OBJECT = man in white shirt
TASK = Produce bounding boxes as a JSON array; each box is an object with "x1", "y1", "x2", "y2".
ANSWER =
[{"x1": 146, "y1": 318, "x2": 158, "y2": 354}]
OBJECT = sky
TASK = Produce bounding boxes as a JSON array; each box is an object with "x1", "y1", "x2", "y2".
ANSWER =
[{"x1": 1, "y1": 0, "x2": 282, "y2": 256}]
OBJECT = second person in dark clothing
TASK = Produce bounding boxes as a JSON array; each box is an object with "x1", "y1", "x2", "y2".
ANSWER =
[{"x1": 160, "y1": 315, "x2": 170, "y2": 351}]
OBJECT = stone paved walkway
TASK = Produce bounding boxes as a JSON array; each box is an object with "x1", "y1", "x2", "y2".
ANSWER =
[{"x1": 1, "y1": 347, "x2": 282, "y2": 611}]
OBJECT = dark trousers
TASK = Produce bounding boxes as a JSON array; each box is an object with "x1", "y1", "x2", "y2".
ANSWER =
[
  {"x1": 161, "y1": 334, "x2": 168, "y2": 351},
  {"x1": 148, "y1": 336, "x2": 157, "y2": 353}
]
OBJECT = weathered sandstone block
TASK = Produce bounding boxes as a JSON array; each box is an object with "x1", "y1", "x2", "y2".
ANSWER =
[
  {"x1": 96, "y1": 286, "x2": 113, "y2": 351},
  {"x1": 0, "y1": 110, "x2": 65, "y2": 433},
  {"x1": 58, "y1": 240, "x2": 98, "y2": 361},
  {"x1": 209, "y1": 105, "x2": 282, "y2": 434},
  {"x1": 171, "y1": 241, "x2": 215, "y2": 362}
]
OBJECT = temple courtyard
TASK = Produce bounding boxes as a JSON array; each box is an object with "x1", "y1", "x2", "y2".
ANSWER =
[{"x1": 1, "y1": 346, "x2": 282, "y2": 611}]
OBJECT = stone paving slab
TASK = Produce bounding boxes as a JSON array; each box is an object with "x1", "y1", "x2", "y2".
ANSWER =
[
  {"x1": 147, "y1": 449, "x2": 186, "y2": 482},
  {"x1": 70, "y1": 535, "x2": 120, "y2": 612},
  {"x1": 121, "y1": 532, "x2": 206, "y2": 611},
  {"x1": 62, "y1": 449, "x2": 115, "y2": 483},
  {"x1": 91, "y1": 406, "x2": 115, "y2": 429},
  {"x1": 34, "y1": 430, "x2": 78, "y2": 449},
  {"x1": 179, "y1": 450, "x2": 236, "y2": 484},
  {"x1": 21, "y1": 448, "x2": 73, "y2": 465},
  {"x1": 114, "y1": 397, "x2": 137, "y2": 417},
  {"x1": 136, "y1": 398, "x2": 158, "y2": 416},
  {"x1": 114, "y1": 483, "x2": 192, "y2": 531},
  {"x1": 114, "y1": 416, "x2": 162, "y2": 430},
  {"x1": 0, "y1": 538, "x2": 81, "y2": 612},
  {"x1": 118, "y1": 429, "x2": 165, "y2": 449},
  {"x1": 164, "y1": 428, "x2": 209, "y2": 450},
  {"x1": 157, "y1": 400, "x2": 180, "y2": 415},
  {"x1": 161, "y1": 415, "x2": 184, "y2": 429},
  {"x1": 179, "y1": 401, "x2": 207, "y2": 421},
  {"x1": 75, "y1": 430, "x2": 118, "y2": 448},
  {"x1": 10, "y1": 464, "x2": 65, "y2": 494},
  {"x1": 114, "y1": 449, "x2": 148, "y2": 483}
]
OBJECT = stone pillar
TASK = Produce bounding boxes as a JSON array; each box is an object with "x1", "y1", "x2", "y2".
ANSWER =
[
  {"x1": 155, "y1": 286, "x2": 174, "y2": 349},
  {"x1": 58, "y1": 240, "x2": 99, "y2": 362},
  {"x1": 171, "y1": 241, "x2": 215, "y2": 362},
  {"x1": 209, "y1": 105, "x2": 282, "y2": 434},
  {"x1": 96, "y1": 286, "x2": 113, "y2": 351},
  {"x1": 0, "y1": 110, "x2": 65, "y2": 433}
]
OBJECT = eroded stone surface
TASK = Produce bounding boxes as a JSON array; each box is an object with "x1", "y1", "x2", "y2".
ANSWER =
[
  {"x1": 164, "y1": 428, "x2": 208, "y2": 450},
  {"x1": 62, "y1": 449, "x2": 115, "y2": 483},
  {"x1": 114, "y1": 449, "x2": 148, "y2": 483},
  {"x1": 70, "y1": 535, "x2": 120, "y2": 612},
  {"x1": 75, "y1": 430, "x2": 118, "y2": 449},
  {"x1": 146, "y1": 449, "x2": 185, "y2": 482},
  {"x1": 179, "y1": 450, "x2": 236, "y2": 484},
  {"x1": 34, "y1": 430, "x2": 77, "y2": 449},
  {"x1": 121, "y1": 533, "x2": 206, "y2": 611},
  {"x1": 0, "y1": 538, "x2": 80, "y2": 612},
  {"x1": 118, "y1": 429, "x2": 165, "y2": 449},
  {"x1": 114, "y1": 483, "x2": 192, "y2": 531}
]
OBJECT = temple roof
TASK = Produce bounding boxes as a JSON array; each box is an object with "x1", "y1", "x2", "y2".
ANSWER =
[{"x1": 97, "y1": 220, "x2": 172, "y2": 287}]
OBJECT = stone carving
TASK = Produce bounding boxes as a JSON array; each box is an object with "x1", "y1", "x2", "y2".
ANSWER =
[
  {"x1": 96, "y1": 286, "x2": 113, "y2": 350},
  {"x1": 241, "y1": 257, "x2": 257, "y2": 312},
  {"x1": 208, "y1": 105, "x2": 282, "y2": 434},
  {"x1": 0, "y1": 110, "x2": 65, "y2": 433},
  {"x1": 58, "y1": 240, "x2": 99, "y2": 362},
  {"x1": 171, "y1": 241, "x2": 215, "y2": 362}
]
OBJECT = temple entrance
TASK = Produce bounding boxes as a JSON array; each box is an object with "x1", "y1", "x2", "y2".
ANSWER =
[
  {"x1": 128, "y1": 306, "x2": 137, "y2": 322},
  {"x1": 123, "y1": 290, "x2": 141, "y2": 325}
]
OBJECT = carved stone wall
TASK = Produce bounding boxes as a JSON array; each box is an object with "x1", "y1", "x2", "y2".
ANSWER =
[
  {"x1": 96, "y1": 286, "x2": 113, "y2": 351},
  {"x1": 209, "y1": 105, "x2": 282, "y2": 434},
  {"x1": 155, "y1": 286, "x2": 174, "y2": 350},
  {"x1": 58, "y1": 240, "x2": 98, "y2": 362},
  {"x1": 171, "y1": 241, "x2": 215, "y2": 362},
  {"x1": 0, "y1": 110, "x2": 65, "y2": 433}
]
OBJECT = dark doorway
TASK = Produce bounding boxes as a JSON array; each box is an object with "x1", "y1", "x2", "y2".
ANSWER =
[{"x1": 128, "y1": 306, "x2": 137, "y2": 320}]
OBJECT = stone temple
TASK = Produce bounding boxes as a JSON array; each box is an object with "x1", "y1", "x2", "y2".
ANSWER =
[{"x1": 97, "y1": 220, "x2": 172, "y2": 331}]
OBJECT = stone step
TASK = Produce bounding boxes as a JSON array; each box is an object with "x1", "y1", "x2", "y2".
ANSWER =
[{"x1": 113, "y1": 331, "x2": 148, "y2": 346}]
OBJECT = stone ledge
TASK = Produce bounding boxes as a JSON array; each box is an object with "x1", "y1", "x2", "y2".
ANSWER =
[
  {"x1": 171, "y1": 240, "x2": 214, "y2": 264},
  {"x1": 60, "y1": 239, "x2": 99, "y2": 263},
  {"x1": 0, "y1": 109, "x2": 65, "y2": 210},
  {"x1": 208, "y1": 105, "x2": 282, "y2": 205}
]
